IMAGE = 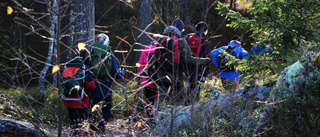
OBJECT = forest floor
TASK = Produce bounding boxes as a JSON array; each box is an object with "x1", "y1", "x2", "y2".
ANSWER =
[{"x1": 0, "y1": 109, "x2": 153, "y2": 137}]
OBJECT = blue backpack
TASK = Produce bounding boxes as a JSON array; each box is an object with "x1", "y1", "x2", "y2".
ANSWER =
[{"x1": 217, "y1": 46, "x2": 238, "y2": 71}]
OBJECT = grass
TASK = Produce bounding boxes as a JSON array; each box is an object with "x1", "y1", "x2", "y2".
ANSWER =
[
  {"x1": 0, "y1": 86, "x2": 69, "y2": 125},
  {"x1": 1, "y1": 73, "x2": 319, "y2": 136}
]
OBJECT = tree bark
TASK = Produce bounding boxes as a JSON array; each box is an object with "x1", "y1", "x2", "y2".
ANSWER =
[
  {"x1": 120, "y1": 0, "x2": 125, "y2": 19},
  {"x1": 56, "y1": 1, "x2": 62, "y2": 136},
  {"x1": 179, "y1": 0, "x2": 192, "y2": 29},
  {"x1": 88, "y1": 0, "x2": 95, "y2": 44},
  {"x1": 39, "y1": 0, "x2": 57, "y2": 99},
  {"x1": 73, "y1": 0, "x2": 90, "y2": 46},
  {"x1": 229, "y1": 0, "x2": 236, "y2": 10},
  {"x1": 202, "y1": 0, "x2": 209, "y2": 21},
  {"x1": 136, "y1": 0, "x2": 152, "y2": 60},
  {"x1": 160, "y1": 0, "x2": 168, "y2": 32}
]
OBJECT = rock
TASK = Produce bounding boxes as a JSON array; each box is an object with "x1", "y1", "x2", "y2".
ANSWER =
[{"x1": 0, "y1": 119, "x2": 43, "y2": 136}]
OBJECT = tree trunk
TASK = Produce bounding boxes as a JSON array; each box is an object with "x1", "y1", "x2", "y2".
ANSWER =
[
  {"x1": 39, "y1": 0, "x2": 57, "y2": 99},
  {"x1": 160, "y1": 0, "x2": 168, "y2": 32},
  {"x1": 56, "y1": 1, "x2": 62, "y2": 136},
  {"x1": 88, "y1": 0, "x2": 95, "y2": 44},
  {"x1": 202, "y1": 0, "x2": 209, "y2": 21},
  {"x1": 120, "y1": 1, "x2": 125, "y2": 19},
  {"x1": 136, "y1": 0, "x2": 152, "y2": 60},
  {"x1": 73, "y1": 0, "x2": 90, "y2": 47},
  {"x1": 179, "y1": 0, "x2": 192, "y2": 29},
  {"x1": 229, "y1": 0, "x2": 236, "y2": 10}
]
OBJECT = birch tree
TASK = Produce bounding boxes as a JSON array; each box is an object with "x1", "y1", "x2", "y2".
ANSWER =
[{"x1": 39, "y1": 0, "x2": 57, "y2": 99}]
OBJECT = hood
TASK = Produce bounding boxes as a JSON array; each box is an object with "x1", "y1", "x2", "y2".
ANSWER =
[{"x1": 162, "y1": 26, "x2": 181, "y2": 37}]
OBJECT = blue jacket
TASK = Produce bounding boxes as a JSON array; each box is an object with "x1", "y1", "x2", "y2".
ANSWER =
[
  {"x1": 250, "y1": 43, "x2": 273, "y2": 56},
  {"x1": 89, "y1": 55, "x2": 123, "y2": 98},
  {"x1": 211, "y1": 43, "x2": 248, "y2": 81}
]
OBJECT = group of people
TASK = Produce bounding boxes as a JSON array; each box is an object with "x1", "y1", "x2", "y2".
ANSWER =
[
  {"x1": 61, "y1": 18, "x2": 272, "y2": 135},
  {"x1": 62, "y1": 33, "x2": 124, "y2": 135},
  {"x1": 137, "y1": 19, "x2": 210, "y2": 107},
  {"x1": 137, "y1": 18, "x2": 250, "y2": 109}
]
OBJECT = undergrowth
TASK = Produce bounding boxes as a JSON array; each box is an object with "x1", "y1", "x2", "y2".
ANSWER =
[{"x1": 0, "y1": 86, "x2": 68, "y2": 125}]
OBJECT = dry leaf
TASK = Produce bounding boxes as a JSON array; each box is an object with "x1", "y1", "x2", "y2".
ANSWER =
[
  {"x1": 91, "y1": 105, "x2": 98, "y2": 113},
  {"x1": 52, "y1": 66, "x2": 60, "y2": 74},
  {"x1": 136, "y1": 63, "x2": 141, "y2": 67},
  {"x1": 7, "y1": 6, "x2": 13, "y2": 15},
  {"x1": 137, "y1": 122, "x2": 142, "y2": 128},
  {"x1": 78, "y1": 43, "x2": 86, "y2": 51}
]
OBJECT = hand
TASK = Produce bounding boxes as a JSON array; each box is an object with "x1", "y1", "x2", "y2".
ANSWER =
[
  {"x1": 219, "y1": 65, "x2": 227, "y2": 69},
  {"x1": 119, "y1": 68, "x2": 125, "y2": 76}
]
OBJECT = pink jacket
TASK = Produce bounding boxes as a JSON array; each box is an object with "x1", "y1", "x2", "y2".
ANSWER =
[{"x1": 137, "y1": 45, "x2": 156, "y2": 89}]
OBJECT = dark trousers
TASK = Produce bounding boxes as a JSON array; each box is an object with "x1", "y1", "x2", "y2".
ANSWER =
[
  {"x1": 157, "y1": 79, "x2": 185, "y2": 105},
  {"x1": 187, "y1": 66, "x2": 204, "y2": 105},
  {"x1": 187, "y1": 73, "x2": 201, "y2": 105},
  {"x1": 67, "y1": 107, "x2": 89, "y2": 133},
  {"x1": 91, "y1": 97, "x2": 112, "y2": 122},
  {"x1": 144, "y1": 87, "x2": 157, "y2": 105},
  {"x1": 89, "y1": 96, "x2": 112, "y2": 133}
]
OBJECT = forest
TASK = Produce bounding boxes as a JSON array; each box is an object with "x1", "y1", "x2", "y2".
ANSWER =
[{"x1": 0, "y1": 0, "x2": 320, "y2": 136}]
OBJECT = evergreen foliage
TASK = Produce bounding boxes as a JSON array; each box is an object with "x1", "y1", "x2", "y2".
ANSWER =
[{"x1": 216, "y1": 0, "x2": 320, "y2": 84}]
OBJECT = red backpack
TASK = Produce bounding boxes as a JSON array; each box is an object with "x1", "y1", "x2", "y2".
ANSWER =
[
  {"x1": 156, "y1": 36, "x2": 180, "y2": 72},
  {"x1": 187, "y1": 33, "x2": 206, "y2": 57}
]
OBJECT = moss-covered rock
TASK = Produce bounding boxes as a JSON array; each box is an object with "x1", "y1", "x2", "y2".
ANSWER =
[{"x1": 266, "y1": 55, "x2": 320, "y2": 136}]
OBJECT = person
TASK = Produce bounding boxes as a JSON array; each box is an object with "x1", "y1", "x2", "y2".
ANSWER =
[
  {"x1": 137, "y1": 41, "x2": 157, "y2": 105},
  {"x1": 89, "y1": 33, "x2": 124, "y2": 133},
  {"x1": 210, "y1": 35, "x2": 248, "y2": 88},
  {"x1": 172, "y1": 18, "x2": 185, "y2": 34},
  {"x1": 62, "y1": 48, "x2": 96, "y2": 136},
  {"x1": 153, "y1": 18, "x2": 210, "y2": 106},
  {"x1": 185, "y1": 21, "x2": 210, "y2": 105},
  {"x1": 250, "y1": 42, "x2": 274, "y2": 57}
]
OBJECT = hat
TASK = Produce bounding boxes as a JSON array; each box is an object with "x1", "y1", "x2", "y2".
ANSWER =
[
  {"x1": 171, "y1": 18, "x2": 184, "y2": 30},
  {"x1": 96, "y1": 33, "x2": 109, "y2": 45},
  {"x1": 162, "y1": 26, "x2": 181, "y2": 37},
  {"x1": 231, "y1": 35, "x2": 239, "y2": 40},
  {"x1": 80, "y1": 48, "x2": 91, "y2": 65},
  {"x1": 195, "y1": 21, "x2": 208, "y2": 32}
]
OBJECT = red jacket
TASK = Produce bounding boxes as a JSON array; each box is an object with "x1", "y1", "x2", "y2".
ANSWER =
[{"x1": 63, "y1": 67, "x2": 96, "y2": 108}]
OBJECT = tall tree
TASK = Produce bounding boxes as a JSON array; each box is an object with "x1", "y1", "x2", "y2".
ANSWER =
[
  {"x1": 39, "y1": 0, "x2": 95, "y2": 98},
  {"x1": 39, "y1": 0, "x2": 57, "y2": 99},
  {"x1": 229, "y1": 0, "x2": 236, "y2": 10},
  {"x1": 136, "y1": 0, "x2": 152, "y2": 60},
  {"x1": 72, "y1": 0, "x2": 90, "y2": 47},
  {"x1": 160, "y1": 0, "x2": 168, "y2": 32},
  {"x1": 202, "y1": 0, "x2": 209, "y2": 21},
  {"x1": 179, "y1": 0, "x2": 192, "y2": 29}
]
